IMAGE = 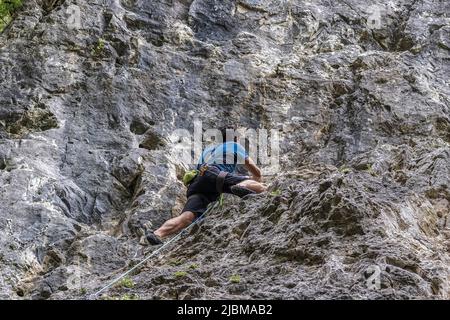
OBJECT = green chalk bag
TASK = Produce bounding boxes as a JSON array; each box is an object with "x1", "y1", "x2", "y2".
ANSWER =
[{"x1": 183, "y1": 170, "x2": 199, "y2": 186}]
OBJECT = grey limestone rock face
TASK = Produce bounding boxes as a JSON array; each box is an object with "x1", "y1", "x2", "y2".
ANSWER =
[{"x1": 0, "y1": 0, "x2": 449, "y2": 299}]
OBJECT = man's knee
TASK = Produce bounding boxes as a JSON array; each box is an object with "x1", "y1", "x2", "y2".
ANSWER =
[
  {"x1": 180, "y1": 211, "x2": 196, "y2": 224},
  {"x1": 253, "y1": 184, "x2": 267, "y2": 193}
]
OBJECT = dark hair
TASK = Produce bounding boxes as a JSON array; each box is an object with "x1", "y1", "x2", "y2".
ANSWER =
[{"x1": 220, "y1": 127, "x2": 237, "y2": 142}]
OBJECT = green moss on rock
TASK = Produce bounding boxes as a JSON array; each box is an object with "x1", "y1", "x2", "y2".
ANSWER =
[{"x1": 0, "y1": 0, "x2": 22, "y2": 32}]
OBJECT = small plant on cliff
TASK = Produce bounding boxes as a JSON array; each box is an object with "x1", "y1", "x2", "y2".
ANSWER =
[
  {"x1": 174, "y1": 271, "x2": 187, "y2": 278},
  {"x1": 0, "y1": 0, "x2": 23, "y2": 32},
  {"x1": 120, "y1": 293, "x2": 139, "y2": 300},
  {"x1": 270, "y1": 189, "x2": 282, "y2": 196},
  {"x1": 168, "y1": 258, "x2": 184, "y2": 266},
  {"x1": 91, "y1": 37, "x2": 106, "y2": 56},
  {"x1": 116, "y1": 277, "x2": 135, "y2": 289},
  {"x1": 339, "y1": 167, "x2": 352, "y2": 174},
  {"x1": 365, "y1": 164, "x2": 378, "y2": 177},
  {"x1": 102, "y1": 293, "x2": 140, "y2": 300},
  {"x1": 189, "y1": 263, "x2": 198, "y2": 270},
  {"x1": 229, "y1": 274, "x2": 241, "y2": 284}
]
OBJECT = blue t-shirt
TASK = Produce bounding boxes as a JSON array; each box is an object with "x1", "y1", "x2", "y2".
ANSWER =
[{"x1": 197, "y1": 142, "x2": 248, "y2": 173}]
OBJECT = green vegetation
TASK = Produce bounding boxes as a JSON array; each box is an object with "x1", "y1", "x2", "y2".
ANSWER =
[
  {"x1": 189, "y1": 263, "x2": 198, "y2": 270},
  {"x1": 102, "y1": 293, "x2": 140, "y2": 300},
  {"x1": 270, "y1": 189, "x2": 282, "y2": 196},
  {"x1": 365, "y1": 164, "x2": 378, "y2": 177},
  {"x1": 168, "y1": 258, "x2": 184, "y2": 266},
  {"x1": 116, "y1": 277, "x2": 135, "y2": 289},
  {"x1": 218, "y1": 193, "x2": 224, "y2": 209},
  {"x1": 339, "y1": 166, "x2": 352, "y2": 174},
  {"x1": 91, "y1": 37, "x2": 106, "y2": 56},
  {"x1": 229, "y1": 274, "x2": 241, "y2": 284},
  {"x1": 0, "y1": 0, "x2": 23, "y2": 32},
  {"x1": 120, "y1": 293, "x2": 139, "y2": 300},
  {"x1": 80, "y1": 287, "x2": 87, "y2": 295},
  {"x1": 174, "y1": 271, "x2": 187, "y2": 278}
]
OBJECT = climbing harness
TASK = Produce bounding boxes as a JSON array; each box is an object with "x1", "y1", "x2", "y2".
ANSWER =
[
  {"x1": 199, "y1": 164, "x2": 208, "y2": 176},
  {"x1": 184, "y1": 165, "x2": 228, "y2": 194},
  {"x1": 216, "y1": 171, "x2": 228, "y2": 194},
  {"x1": 89, "y1": 200, "x2": 221, "y2": 300}
]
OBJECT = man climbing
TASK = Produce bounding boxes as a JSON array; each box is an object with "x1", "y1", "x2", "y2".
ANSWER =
[{"x1": 145, "y1": 128, "x2": 267, "y2": 245}]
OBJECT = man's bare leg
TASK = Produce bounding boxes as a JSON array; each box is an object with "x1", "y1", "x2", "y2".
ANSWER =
[
  {"x1": 154, "y1": 211, "x2": 196, "y2": 239},
  {"x1": 237, "y1": 179, "x2": 267, "y2": 193}
]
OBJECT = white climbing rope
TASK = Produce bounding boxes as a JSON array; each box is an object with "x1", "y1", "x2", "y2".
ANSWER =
[{"x1": 89, "y1": 199, "x2": 221, "y2": 300}]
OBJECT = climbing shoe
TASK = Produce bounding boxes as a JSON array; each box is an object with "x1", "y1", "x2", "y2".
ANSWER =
[
  {"x1": 145, "y1": 231, "x2": 163, "y2": 246},
  {"x1": 230, "y1": 185, "x2": 256, "y2": 198}
]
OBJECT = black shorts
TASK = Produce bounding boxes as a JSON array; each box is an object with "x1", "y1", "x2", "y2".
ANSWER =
[{"x1": 182, "y1": 165, "x2": 249, "y2": 218}]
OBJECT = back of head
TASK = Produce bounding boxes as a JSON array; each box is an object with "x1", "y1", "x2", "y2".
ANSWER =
[{"x1": 220, "y1": 127, "x2": 237, "y2": 143}]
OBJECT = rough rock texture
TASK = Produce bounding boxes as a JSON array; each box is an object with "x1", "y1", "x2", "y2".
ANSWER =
[{"x1": 0, "y1": 0, "x2": 449, "y2": 299}]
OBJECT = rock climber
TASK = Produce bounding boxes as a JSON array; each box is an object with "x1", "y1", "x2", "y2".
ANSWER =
[{"x1": 145, "y1": 128, "x2": 267, "y2": 245}]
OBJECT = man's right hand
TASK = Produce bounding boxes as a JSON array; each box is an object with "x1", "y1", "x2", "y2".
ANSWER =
[{"x1": 245, "y1": 157, "x2": 263, "y2": 183}]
